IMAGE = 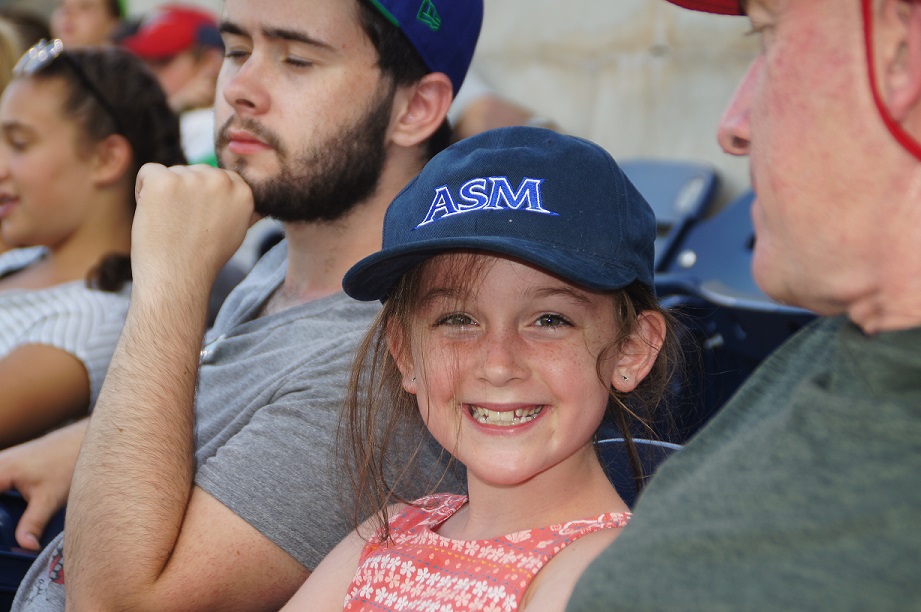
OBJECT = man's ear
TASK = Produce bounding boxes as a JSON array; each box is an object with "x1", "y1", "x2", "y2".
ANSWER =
[
  {"x1": 91, "y1": 133, "x2": 134, "y2": 188},
  {"x1": 386, "y1": 319, "x2": 418, "y2": 394},
  {"x1": 610, "y1": 311, "x2": 666, "y2": 393},
  {"x1": 879, "y1": 0, "x2": 921, "y2": 122},
  {"x1": 389, "y1": 72, "x2": 453, "y2": 148}
]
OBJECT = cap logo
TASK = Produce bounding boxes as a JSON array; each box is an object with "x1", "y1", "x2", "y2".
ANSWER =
[
  {"x1": 417, "y1": 0, "x2": 442, "y2": 31},
  {"x1": 415, "y1": 177, "x2": 557, "y2": 229}
]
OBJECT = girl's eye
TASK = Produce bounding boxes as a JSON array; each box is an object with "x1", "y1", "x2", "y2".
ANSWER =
[
  {"x1": 534, "y1": 313, "x2": 572, "y2": 328},
  {"x1": 3, "y1": 137, "x2": 28, "y2": 152},
  {"x1": 435, "y1": 313, "x2": 476, "y2": 327}
]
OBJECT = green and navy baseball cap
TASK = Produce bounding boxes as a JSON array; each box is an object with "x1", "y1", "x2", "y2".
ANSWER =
[
  {"x1": 666, "y1": 0, "x2": 743, "y2": 14},
  {"x1": 344, "y1": 126, "x2": 656, "y2": 302},
  {"x1": 363, "y1": 0, "x2": 483, "y2": 95}
]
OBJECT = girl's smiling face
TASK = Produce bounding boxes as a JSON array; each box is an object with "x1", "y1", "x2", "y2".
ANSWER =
[{"x1": 395, "y1": 253, "x2": 628, "y2": 489}]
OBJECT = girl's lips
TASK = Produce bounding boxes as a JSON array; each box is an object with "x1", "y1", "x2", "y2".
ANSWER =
[
  {"x1": 464, "y1": 403, "x2": 546, "y2": 428},
  {"x1": 0, "y1": 197, "x2": 18, "y2": 220}
]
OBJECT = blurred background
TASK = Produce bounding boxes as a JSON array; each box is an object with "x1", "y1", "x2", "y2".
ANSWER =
[{"x1": 1, "y1": 0, "x2": 757, "y2": 205}]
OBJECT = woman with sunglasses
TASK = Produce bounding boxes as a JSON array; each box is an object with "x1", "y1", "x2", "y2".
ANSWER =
[{"x1": 0, "y1": 41, "x2": 185, "y2": 449}]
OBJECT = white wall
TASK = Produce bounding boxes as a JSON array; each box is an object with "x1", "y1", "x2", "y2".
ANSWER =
[{"x1": 469, "y1": 1, "x2": 756, "y2": 204}]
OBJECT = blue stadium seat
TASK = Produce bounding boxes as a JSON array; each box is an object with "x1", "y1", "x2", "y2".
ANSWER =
[
  {"x1": 654, "y1": 190, "x2": 816, "y2": 441},
  {"x1": 619, "y1": 159, "x2": 720, "y2": 271},
  {"x1": 597, "y1": 437, "x2": 681, "y2": 508}
]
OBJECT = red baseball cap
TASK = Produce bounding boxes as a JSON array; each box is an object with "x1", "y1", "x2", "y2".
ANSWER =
[
  {"x1": 665, "y1": 0, "x2": 744, "y2": 15},
  {"x1": 120, "y1": 5, "x2": 222, "y2": 60}
]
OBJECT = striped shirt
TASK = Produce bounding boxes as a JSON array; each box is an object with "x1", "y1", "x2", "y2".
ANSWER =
[{"x1": 0, "y1": 248, "x2": 130, "y2": 406}]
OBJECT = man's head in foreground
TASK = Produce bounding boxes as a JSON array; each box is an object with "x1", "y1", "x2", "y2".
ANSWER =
[
  {"x1": 212, "y1": 0, "x2": 482, "y2": 225},
  {"x1": 670, "y1": 0, "x2": 921, "y2": 334}
]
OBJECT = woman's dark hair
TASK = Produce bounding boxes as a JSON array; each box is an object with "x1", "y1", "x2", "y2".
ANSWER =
[
  {"x1": 28, "y1": 46, "x2": 186, "y2": 292},
  {"x1": 354, "y1": 0, "x2": 453, "y2": 161},
  {"x1": 339, "y1": 254, "x2": 684, "y2": 542}
]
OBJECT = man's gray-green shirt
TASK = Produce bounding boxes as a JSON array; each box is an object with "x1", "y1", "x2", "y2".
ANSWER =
[{"x1": 569, "y1": 316, "x2": 921, "y2": 611}]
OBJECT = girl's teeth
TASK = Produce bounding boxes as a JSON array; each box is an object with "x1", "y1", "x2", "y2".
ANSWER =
[{"x1": 469, "y1": 405, "x2": 542, "y2": 426}]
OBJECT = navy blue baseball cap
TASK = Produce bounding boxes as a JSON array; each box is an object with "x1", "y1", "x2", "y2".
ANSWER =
[
  {"x1": 343, "y1": 126, "x2": 656, "y2": 302},
  {"x1": 362, "y1": 0, "x2": 483, "y2": 95}
]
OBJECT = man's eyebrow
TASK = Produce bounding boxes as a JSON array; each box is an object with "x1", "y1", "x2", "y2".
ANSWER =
[
  {"x1": 219, "y1": 20, "x2": 247, "y2": 37},
  {"x1": 219, "y1": 20, "x2": 335, "y2": 52},
  {"x1": 262, "y1": 27, "x2": 336, "y2": 51}
]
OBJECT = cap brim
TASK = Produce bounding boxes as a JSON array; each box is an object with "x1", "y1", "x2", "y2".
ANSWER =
[
  {"x1": 343, "y1": 236, "x2": 643, "y2": 302},
  {"x1": 665, "y1": 0, "x2": 744, "y2": 15}
]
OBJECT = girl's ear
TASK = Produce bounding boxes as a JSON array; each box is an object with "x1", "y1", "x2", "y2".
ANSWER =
[
  {"x1": 610, "y1": 310, "x2": 666, "y2": 393},
  {"x1": 386, "y1": 319, "x2": 418, "y2": 394},
  {"x1": 91, "y1": 133, "x2": 134, "y2": 188},
  {"x1": 388, "y1": 72, "x2": 453, "y2": 148}
]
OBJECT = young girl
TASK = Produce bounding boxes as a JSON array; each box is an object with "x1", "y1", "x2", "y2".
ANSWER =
[
  {"x1": 0, "y1": 41, "x2": 185, "y2": 449},
  {"x1": 284, "y1": 127, "x2": 680, "y2": 611}
]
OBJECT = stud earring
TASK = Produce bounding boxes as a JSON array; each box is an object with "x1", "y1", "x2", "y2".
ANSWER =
[{"x1": 621, "y1": 375, "x2": 629, "y2": 382}]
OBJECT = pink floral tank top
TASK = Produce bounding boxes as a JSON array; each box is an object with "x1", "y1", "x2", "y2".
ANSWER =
[{"x1": 343, "y1": 493, "x2": 630, "y2": 611}]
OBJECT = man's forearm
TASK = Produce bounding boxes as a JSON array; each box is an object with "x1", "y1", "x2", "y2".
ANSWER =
[{"x1": 64, "y1": 282, "x2": 209, "y2": 607}]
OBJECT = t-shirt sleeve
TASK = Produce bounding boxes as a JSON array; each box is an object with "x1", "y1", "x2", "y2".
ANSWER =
[
  {"x1": 17, "y1": 289, "x2": 130, "y2": 406},
  {"x1": 193, "y1": 345, "x2": 356, "y2": 570}
]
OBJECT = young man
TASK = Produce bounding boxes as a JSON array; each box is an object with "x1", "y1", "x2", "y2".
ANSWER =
[
  {"x1": 568, "y1": 0, "x2": 921, "y2": 609},
  {"x1": 9, "y1": 0, "x2": 481, "y2": 609}
]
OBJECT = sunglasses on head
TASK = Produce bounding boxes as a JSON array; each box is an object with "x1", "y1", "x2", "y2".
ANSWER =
[{"x1": 13, "y1": 39, "x2": 125, "y2": 135}]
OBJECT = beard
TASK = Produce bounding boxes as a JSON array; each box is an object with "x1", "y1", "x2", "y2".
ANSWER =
[{"x1": 215, "y1": 85, "x2": 393, "y2": 223}]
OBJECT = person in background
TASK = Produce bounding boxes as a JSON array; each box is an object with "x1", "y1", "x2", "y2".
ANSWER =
[
  {"x1": 0, "y1": 16, "x2": 23, "y2": 256},
  {"x1": 10, "y1": 0, "x2": 481, "y2": 609},
  {"x1": 283, "y1": 126, "x2": 680, "y2": 611},
  {"x1": 449, "y1": 69, "x2": 559, "y2": 142},
  {"x1": 49, "y1": 0, "x2": 122, "y2": 48},
  {"x1": 0, "y1": 18, "x2": 24, "y2": 89},
  {"x1": 0, "y1": 8, "x2": 51, "y2": 52},
  {"x1": 118, "y1": 4, "x2": 224, "y2": 166},
  {"x1": 0, "y1": 42, "x2": 185, "y2": 451},
  {"x1": 566, "y1": 0, "x2": 921, "y2": 609}
]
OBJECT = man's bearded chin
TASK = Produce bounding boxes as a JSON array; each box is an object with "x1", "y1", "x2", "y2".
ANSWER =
[{"x1": 216, "y1": 92, "x2": 392, "y2": 224}]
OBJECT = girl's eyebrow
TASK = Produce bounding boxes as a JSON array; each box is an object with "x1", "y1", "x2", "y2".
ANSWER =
[
  {"x1": 417, "y1": 284, "x2": 593, "y2": 311},
  {"x1": 417, "y1": 286, "x2": 470, "y2": 310},
  {"x1": 1, "y1": 121, "x2": 32, "y2": 136},
  {"x1": 524, "y1": 286, "x2": 593, "y2": 305}
]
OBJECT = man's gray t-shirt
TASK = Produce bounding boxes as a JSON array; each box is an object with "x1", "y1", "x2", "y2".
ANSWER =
[{"x1": 13, "y1": 242, "x2": 456, "y2": 609}]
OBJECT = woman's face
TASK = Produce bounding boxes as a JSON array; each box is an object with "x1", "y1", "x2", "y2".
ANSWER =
[
  {"x1": 397, "y1": 254, "x2": 627, "y2": 490},
  {"x1": 0, "y1": 78, "x2": 99, "y2": 249},
  {"x1": 51, "y1": 0, "x2": 120, "y2": 48}
]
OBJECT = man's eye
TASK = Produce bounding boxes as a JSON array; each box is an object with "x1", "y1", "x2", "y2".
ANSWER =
[{"x1": 285, "y1": 57, "x2": 313, "y2": 68}]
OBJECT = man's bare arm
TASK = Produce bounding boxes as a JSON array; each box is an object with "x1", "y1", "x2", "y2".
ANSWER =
[{"x1": 62, "y1": 164, "x2": 306, "y2": 610}]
